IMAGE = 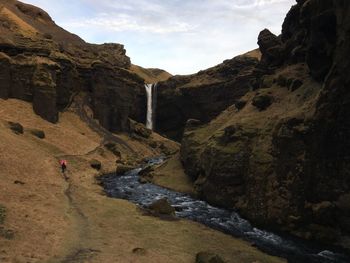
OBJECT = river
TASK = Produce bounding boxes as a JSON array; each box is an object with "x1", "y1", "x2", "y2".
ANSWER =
[{"x1": 100, "y1": 157, "x2": 350, "y2": 263}]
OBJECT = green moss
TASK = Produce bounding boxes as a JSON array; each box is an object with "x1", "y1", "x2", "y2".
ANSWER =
[
  {"x1": 251, "y1": 149, "x2": 273, "y2": 164},
  {"x1": 208, "y1": 139, "x2": 245, "y2": 155},
  {"x1": 0, "y1": 227, "x2": 14, "y2": 240},
  {"x1": 0, "y1": 205, "x2": 6, "y2": 225}
]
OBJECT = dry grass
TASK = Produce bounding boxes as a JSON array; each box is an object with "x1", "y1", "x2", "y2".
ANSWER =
[
  {"x1": 243, "y1": 48, "x2": 261, "y2": 60},
  {"x1": 0, "y1": 99, "x2": 285, "y2": 263},
  {"x1": 129, "y1": 64, "x2": 172, "y2": 83},
  {"x1": 189, "y1": 63, "x2": 321, "y2": 145},
  {"x1": 0, "y1": 6, "x2": 38, "y2": 37}
]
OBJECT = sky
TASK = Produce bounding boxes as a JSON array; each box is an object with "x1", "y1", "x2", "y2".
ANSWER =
[{"x1": 22, "y1": 0, "x2": 296, "y2": 75}]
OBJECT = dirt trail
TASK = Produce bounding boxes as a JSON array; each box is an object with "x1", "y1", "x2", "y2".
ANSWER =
[
  {"x1": 56, "y1": 183, "x2": 95, "y2": 263},
  {"x1": 0, "y1": 99, "x2": 285, "y2": 263}
]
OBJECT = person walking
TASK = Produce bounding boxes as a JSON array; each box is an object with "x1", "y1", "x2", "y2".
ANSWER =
[{"x1": 60, "y1": 159, "x2": 68, "y2": 180}]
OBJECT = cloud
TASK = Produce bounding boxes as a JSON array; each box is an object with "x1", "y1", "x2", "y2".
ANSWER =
[
  {"x1": 62, "y1": 13, "x2": 196, "y2": 34},
  {"x1": 231, "y1": 0, "x2": 292, "y2": 8},
  {"x1": 21, "y1": 0, "x2": 296, "y2": 74}
]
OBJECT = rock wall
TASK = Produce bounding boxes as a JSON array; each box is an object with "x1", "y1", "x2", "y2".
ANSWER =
[
  {"x1": 0, "y1": 0, "x2": 146, "y2": 131},
  {"x1": 155, "y1": 53, "x2": 259, "y2": 141},
  {"x1": 180, "y1": 0, "x2": 350, "y2": 246}
]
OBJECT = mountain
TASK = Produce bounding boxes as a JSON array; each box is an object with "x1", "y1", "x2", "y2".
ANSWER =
[
  {"x1": 176, "y1": 0, "x2": 350, "y2": 246},
  {"x1": 0, "y1": 0, "x2": 146, "y2": 132}
]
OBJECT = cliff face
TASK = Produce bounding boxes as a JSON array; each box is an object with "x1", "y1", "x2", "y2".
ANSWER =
[
  {"x1": 155, "y1": 51, "x2": 260, "y2": 141},
  {"x1": 0, "y1": 0, "x2": 146, "y2": 131},
  {"x1": 180, "y1": 0, "x2": 350, "y2": 245}
]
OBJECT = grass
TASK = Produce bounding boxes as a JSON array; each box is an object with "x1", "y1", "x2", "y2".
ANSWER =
[
  {"x1": 0, "y1": 98, "x2": 286, "y2": 263},
  {"x1": 0, "y1": 204, "x2": 6, "y2": 225}
]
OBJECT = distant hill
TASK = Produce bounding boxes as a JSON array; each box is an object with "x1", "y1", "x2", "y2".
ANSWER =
[{"x1": 130, "y1": 64, "x2": 172, "y2": 83}]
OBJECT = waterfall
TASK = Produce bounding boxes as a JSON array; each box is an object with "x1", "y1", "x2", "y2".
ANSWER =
[{"x1": 145, "y1": 83, "x2": 157, "y2": 130}]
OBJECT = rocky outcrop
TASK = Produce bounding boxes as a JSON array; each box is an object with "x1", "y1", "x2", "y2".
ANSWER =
[
  {"x1": 155, "y1": 52, "x2": 260, "y2": 141},
  {"x1": 148, "y1": 198, "x2": 175, "y2": 216},
  {"x1": 180, "y1": 0, "x2": 350, "y2": 247},
  {"x1": 0, "y1": 0, "x2": 146, "y2": 131}
]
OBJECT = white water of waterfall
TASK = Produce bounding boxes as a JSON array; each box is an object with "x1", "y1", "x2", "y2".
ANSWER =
[{"x1": 145, "y1": 83, "x2": 154, "y2": 130}]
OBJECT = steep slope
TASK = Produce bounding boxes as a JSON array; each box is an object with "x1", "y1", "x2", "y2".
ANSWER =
[
  {"x1": 0, "y1": 0, "x2": 146, "y2": 132},
  {"x1": 180, "y1": 0, "x2": 350, "y2": 247},
  {"x1": 129, "y1": 64, "x2": 172, "y2": 83},
  {"x1": 155, "y1": 50, "x2": 260, "y2": 140}
]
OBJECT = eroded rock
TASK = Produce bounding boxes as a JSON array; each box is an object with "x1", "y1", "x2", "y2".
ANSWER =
[
  {"x1": 252, "y1": 95, "x2": 273, "y2": 111},
  {"x1": 195, "y1": 252, "x2": 225, "y2": 263},
  {"x1": 8, "y1": 122, "x2": 23, "y2": 134},
  {"x1": 30, "y1": 129, "x2": 45, "y2": 139},
  {"x1": 148, "y1": 198, "x2": 175, "y2": 216},
  {"x1": 90, "y1": 159, "x2": 102, "y2": 171}
]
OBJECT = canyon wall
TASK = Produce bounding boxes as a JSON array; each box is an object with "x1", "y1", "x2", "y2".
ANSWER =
[
  {"x1": 0, "y1": 0, "x2": 146, "y2": 131},
  {"x1": 180, "y1": 0, "x2": 350, "y2": 246},
  {"x1": 155, "y1": 51, "x2": 260, "y2": 140}
]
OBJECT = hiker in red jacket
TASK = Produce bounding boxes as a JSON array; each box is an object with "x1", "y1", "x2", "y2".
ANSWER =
[{"x1": 59, "y1": 159, "x2": 67, "y2": 174}]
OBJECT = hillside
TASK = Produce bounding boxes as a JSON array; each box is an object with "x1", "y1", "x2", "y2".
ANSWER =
[
  {"x1": 177, "y1": 0, "x2": 350, "y2": 248},
  {"x1": 0, "y1": 0, "x2": 147, "y2": 132},
  {"x1": 0, "y1": 98, "x2": 286, "y2": 263},
  {"x1": 130, "y1": 64, "x2": 172, "y2": 83}
]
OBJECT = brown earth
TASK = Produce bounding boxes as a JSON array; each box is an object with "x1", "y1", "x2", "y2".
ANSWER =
[{"x1": 0, "y1": 98, "x2": 285, "y2": 263}]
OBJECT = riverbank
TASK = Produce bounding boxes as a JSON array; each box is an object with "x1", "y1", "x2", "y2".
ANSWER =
[{"x1": 0, "y1": 98, "x2": 285, "y2": 262}]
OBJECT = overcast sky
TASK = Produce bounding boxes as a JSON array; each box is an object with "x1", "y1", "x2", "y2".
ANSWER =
[{"x1": 22, "y1": 0, "x2": 295, "y2": 75}]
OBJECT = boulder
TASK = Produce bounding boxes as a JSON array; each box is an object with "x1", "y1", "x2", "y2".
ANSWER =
[
  {"x1": 195, "y1": 252, "x2": 225, "y2": 263},
  {"x1": 90, "y1": 159, "x2": 102, "y2": 170},
  {"x1": 139, "y1": 166, "x2": 154, "y2": 177},
  {"x1": 148, "y1": 198, "x2": 175, "y2": 216},
  {"x1": 30, "y1": 129, "x2": 45, "y2": 139},
  {"x1": 252, "y1": 95, "x2": 273, "y2": 111},
  {"x1": 220, "y1": 125, "x2": 237, "y2": 144},
  {"x1": 132, "y1": 247, "x2": 146, "y2": 255},
  {"x1": 8, "y1": 122, "x2": 23, "y2": 134},
  {"x1": 116, "y1": 164, "x2": 134, "y2": 175},
  {"x1": 104, "y1": 142, "x2": 122, "y2": 158},
  {"x1": 130, "y1": 121, "x2": 152, "y2": 138},
  {"x1": 289, "y1": 79, "x2": 303, "y2": 91},
  {"x1": 234, "y1": 100, "x2": 247, "y2": 110},
  {"x1": 135, "y1": 125, "x2": 152, "y2": 138},
  {"x1": 138, "y1": 177, "x2": 149, "y2": 184},
  {"x1": 257, "y1": 29, "x2": 283, "y2": 67},
  {"x1": 0, "y1": 205, "x2": 6, "y2": 225}
]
